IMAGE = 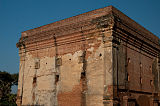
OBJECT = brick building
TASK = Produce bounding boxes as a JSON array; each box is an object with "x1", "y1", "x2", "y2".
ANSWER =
[{"x1": 16, "y1": 6, "x2": 160, "y2": 106}]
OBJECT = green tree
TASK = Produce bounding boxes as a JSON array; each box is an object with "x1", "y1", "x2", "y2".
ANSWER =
[{"x1": 0, "y1": 71, "x2": 18, "y2": 105}]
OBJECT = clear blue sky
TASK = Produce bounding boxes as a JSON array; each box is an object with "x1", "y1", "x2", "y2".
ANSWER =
[{"x1": 0, "y1": 0, "x2": 160, "y2": 74}]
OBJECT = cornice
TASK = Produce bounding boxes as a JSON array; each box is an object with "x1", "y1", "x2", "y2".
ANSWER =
[
  {"x1": 17, "y1": 6, "x2": 160, "y2": 56},
  {"x1": 21, "y1": 6, "x2": 113, "y2": 37},
  {"x1": 112, "y1": 7, "x2": 160, "y2": 45},
  {"x1": 113, "y1": 20, "x2": 160, "y2": 57}
]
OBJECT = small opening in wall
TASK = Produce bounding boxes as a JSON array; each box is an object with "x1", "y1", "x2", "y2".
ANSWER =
[
  {"x1": 81, "y1": 72, "x2": 86, "y2": 79},
  {"x1": 46, "y1": 63, "x2": 47, "y2": 64},
  {"x1": 99, "y1": 53, "x2": 102, "y2": 57},
  {"x1": 140, "y1": 62, "x2": 142, "y2": 68},
  {"x1": 35, "y1": 61, "x2": 40, "y2": 69},
  {"x1": 127, "y1": 74, "x2": 130, "y2": 81},
  {"x1": 149, "y1": 66, "x2": 152, "y2": 73},
  {"x1": 78, "y1": 56, "x2": 83, "y2": 63},
  {"x1": 55, "y1": 75, "x2": 59, "y2": 84},
  {"x1": 69, "y1": 59, "x2": 71, "y2": 61},
  {"x1": 33, "y1": 76, "x2": 37, "y2": 84},
  {"x1": 128, "y1": 58, "x2": 131, "y2": 63},
  {"x1": 81, "y1": 71, "x2": 86, "y2": 93},
  {"x1": 140, "y1": 77, "x2": 142, "y2": 84},
  {"x1": 150, "y1": 80, "x2": 153, "y2": 86},
  {"x1": 56, "y1": 58, "x2": 62, "y2": 66}
]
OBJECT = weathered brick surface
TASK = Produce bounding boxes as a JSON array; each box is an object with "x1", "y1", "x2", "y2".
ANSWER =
[{"x1": 16, "y1": 6, "x2": 160, "y2": 106}]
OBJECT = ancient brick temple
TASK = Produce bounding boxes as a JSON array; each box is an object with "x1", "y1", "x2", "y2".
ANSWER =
[{"x1": 16, "y1": 6, "x2": 160, "y2": 106}]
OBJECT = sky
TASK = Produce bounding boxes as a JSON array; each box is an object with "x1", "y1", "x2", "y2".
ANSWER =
[{"x1": 0, "y1": 0, "x2": 160, "y2": 74}]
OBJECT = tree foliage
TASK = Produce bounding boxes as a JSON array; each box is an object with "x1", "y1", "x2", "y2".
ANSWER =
[{"x1": 0, "y1": 71, "x2": 18, "y2": 105}]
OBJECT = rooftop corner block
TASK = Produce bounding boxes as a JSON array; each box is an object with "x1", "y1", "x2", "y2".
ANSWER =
[{"x1": 16, "y1": 6, "x2": 160, "y2": 106}]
